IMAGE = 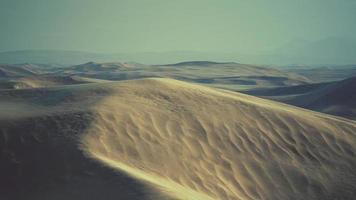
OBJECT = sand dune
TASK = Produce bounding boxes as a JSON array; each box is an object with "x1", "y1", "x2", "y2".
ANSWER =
[
  {"x1": 62, "y1": 61, "x2": 310, "y2": 89},
  {"x1": 287, "y1": 65, "x2": 356, "y2": 83},
  {"x1": 154, "y1": 61, "x2": 311, "y2": 88},
  {"x1": 68, "y1": 62, "x2": 139, "y2": 73},
  {"x1": 244, "y1": 76, "x2": 356, "y2": 120},
  {"x1": 0, "y1": 83, "x2": 174, "y2": 200},
  {"x1": 0, "y1": 76, "x2": 90, "y2": 90},
  {"x1": 82, "y1": 78, "x2": 356, "y2": 200},
  {"x1": 1, "y1": 78, "x2": 356, "y2": 200},
  {"x1": 0, "y1": 64, "x2": 36, "y2": 77}
]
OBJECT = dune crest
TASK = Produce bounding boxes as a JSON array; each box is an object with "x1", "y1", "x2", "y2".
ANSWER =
[{"x1": 82, "y1": 78, "x2": 356, "y2": 200}]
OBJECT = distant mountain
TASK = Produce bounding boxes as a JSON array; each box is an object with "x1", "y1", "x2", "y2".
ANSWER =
[
  {"x1": 0, "y1": 50, "x2": 241, "y2": 65},
  {"x1": 0, "y1": 50, "x2": 116, "y2": 66},
  {"x1": 2, "y1": 40, "x2": 356, "y2": 65}
]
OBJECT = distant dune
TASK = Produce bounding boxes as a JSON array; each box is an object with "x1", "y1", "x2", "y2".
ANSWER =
[
  {"x1": 66, "y1": 61, "x2": 310, "y2": 89},
  {"x1": 157, "y1": 61, "x2": 236, "y2": 66},
  {"x1": 0, "y1": 64, "x2": 36, "y2": 78},
  {"x1": 244, "y1": 76, "x2": 356, "y2": 120},
  {"x1": 0, "y1": 63, "x2": 116, "y2": 89},
  {"x1": 287, "y1": 65, "x2": 356, "y2": 83},
  {"x1": 155, "y1": 61, "x2": 309, "y2": 82},
  {"x1": 1, "y1": 78, "x2": 356, "y2": 200},
  {"x1": 0, "y1": 75, "x2": 94, "y2": 90},
  {"x1": 68, "y1": 62, "x2": 139, "y2": 73},
  {"x1": 0, "y1": 61, "x2": 312, "y2": 91}
]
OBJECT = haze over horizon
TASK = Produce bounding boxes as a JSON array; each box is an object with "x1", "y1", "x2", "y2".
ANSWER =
[{"x1": 1, "y1": 0, "x2": 356, "y2": 64}]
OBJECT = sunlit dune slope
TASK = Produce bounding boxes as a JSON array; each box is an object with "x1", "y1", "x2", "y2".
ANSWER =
[
  {"x1": 82, "y1": 78, "x2": 356, "y2": 200},
  {"x1": 1, "y1": 78, "x2": 355, "y2": 200}
]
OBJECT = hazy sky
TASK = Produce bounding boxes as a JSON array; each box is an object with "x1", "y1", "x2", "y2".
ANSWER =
[{"x1": 1, "y1": 0, "x2": 356, "y2": 54}]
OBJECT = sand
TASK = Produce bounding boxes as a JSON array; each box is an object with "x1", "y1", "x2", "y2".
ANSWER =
[
  {"x1": 244, "y1": 76, "x2": 356, "y2": 120},
  {"x1": 81, "y1": 78, "x2": 356, "y2": 200},
  {"x1": 1, "y1": 78, "x2": 355, "y2": 200}
]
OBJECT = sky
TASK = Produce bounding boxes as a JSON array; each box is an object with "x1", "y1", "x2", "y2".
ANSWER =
[{"x1": 1, "y1": 0, "x2": 356, "y2": 54}]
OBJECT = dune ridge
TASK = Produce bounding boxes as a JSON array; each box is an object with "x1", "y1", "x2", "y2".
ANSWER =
[
  {"x1": 81, "y1": 78, "x2": 356, "y2": 200},
  {"x1": 0, "y1": 83, "x2": 177, "y2": 200}
]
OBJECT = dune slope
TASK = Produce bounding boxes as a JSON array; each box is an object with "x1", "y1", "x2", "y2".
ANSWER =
[
  {"x1": 0, "y1": 64, "x2": 36, "y2": 77},
  {"x1": 244, "y1": 76, "x2": 356, "y2": 120},
  {"x1": 1, "y1": 78, "x2": 356, "y2": 200},
  {"x1": 81, "y1": 78, "x2": 356, "y2": 200},
  {"x1": 0, "y1": 84, "x2": 173, "y2": 200}
]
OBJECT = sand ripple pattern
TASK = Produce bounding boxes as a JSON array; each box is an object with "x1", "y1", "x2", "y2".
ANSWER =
[{"x1": 82, "y1": 78, "x2": 356, "y2": 200}]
